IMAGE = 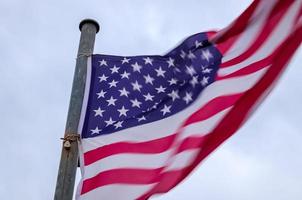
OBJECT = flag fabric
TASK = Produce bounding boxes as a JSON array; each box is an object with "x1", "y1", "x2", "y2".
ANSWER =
[{"x1": 76, "y1": 0, "x2": 302, "y2": 199}]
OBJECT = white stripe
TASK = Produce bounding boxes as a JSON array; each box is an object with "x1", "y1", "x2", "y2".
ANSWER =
[
  {"x1": 84, "y1": 149, "x2": 174, "y2": 179},
  {"x1": 82, "y1": 67, "x2": 268, "y2": 152},
  {"x1": 178, "y1": 107, "x2": 232, "y2": 140},
  {"x1": 298, "y1": 16, "x2": 302, "y2": 27},
  {"x1": 78, "y1": 56, "x2": 92, "y2": 134},
  {"x1": 219, "y1": 0, "x2": 302, "y2": 76},
  {"x1": 222, "y1": 0, "x2": 275, "y2": 60},
  {"x1": 164, "y1": 149, "x2": 199, "y2": 171},
  {"x1": 77, "y1": 184, "x2": 156, "y2": 200},
  {"x1": 78, "y1": 57, "x2": 92, "y2": 177}
]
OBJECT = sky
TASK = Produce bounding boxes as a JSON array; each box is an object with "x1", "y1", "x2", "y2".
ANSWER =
[{"x1": 0, "y1": 0, "x2": 301, "y2": 200}]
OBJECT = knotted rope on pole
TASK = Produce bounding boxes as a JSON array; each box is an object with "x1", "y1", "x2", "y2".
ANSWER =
[
  {"x1": 60, "y1": 133, "x2": 80, "y2": 150},
  {"x1": 77, "y1": 52, "x2": 92, "y2": 59}
]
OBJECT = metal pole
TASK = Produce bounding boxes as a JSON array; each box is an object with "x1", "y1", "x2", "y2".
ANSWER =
[{"x1": 54, "y1": 19, "x2": 100, "y2": 200}]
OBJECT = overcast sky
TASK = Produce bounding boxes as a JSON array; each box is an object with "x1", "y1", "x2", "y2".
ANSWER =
[{"x1": 0, "y1": 0, "x2": 301, "y2": 200}]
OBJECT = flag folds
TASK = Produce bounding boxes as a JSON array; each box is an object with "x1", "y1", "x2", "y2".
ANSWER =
[{"x1": 77, "y1": 0, "x2": 302, "y2": 199}]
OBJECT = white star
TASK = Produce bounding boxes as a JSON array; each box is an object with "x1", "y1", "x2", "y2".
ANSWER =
[
  {"x1": 202, "y1": 68, "x2": 212, "y2": 74},
  {"x1": 131, "y1": 81, "x2": 142, "y2": 92},
  {"x1": 137, "y1": 116, "x2": 146, "y2": 122},
  {"x1": 121, "y1": 57, "x2": 130, "y2": 64},
  {"x1": 98, "y1": 74, "x2": 108, "y2": 82},
  {"x1": 195, "y1": 40, "x2": 203, "y2": 48},
  {"x1": 93, "y1": 107, "x2": 105, "y2": 117},
  {"x1": 106, "y1": 96, "x2": 117, "y2": 106},
  {"x1": 183, "y1": 92, "x2": 193, "y2": 104},
  {"x1": 190, "y1": 76, "x2": 199, "y2": 87},
  {"x1": 174, "y1": 68, "x2": 181, "y2": 73},
  {"x1": 117, "y1": 106, "x2": 129, "y2": 117},
  {"x1": 119, "y1": 87, "x2": 130, "y2": 97},
  {"x1": 144, "y1": 74, "x2": 154, "y2": 85},
  {"x1": 105, "y1": 117, "x2": 116, "y2": 126},
  {"x1": 131, "y1": 98, "x2": 142, "y2": 108},
  {"x1": 96, "y1": 90, "x2": 106, "y2": 98},
  {"x1": 155, "y1": 66, "x2": 166, "y2": 77},
  {"x1": 143, "y1": 57, "x2": 153, "y2": 65},
  {"x1": 167, "y1": 57, "x2": 175, "y2": 67},
  {"x1": 114, "y1": 121, "x2": 123, "y2": 129},
  {"x1": 108, "y1": 79, "x2": 118, "y2": 88},
  {"x1": 91, "y1": 126, "x2": 101, "y2": 135},
  {"x1": 168, "y1": 78, "x2": 177, "y2": 85},
  {"x1": 180, "y1": 50, "x2": 187, "y2": 59},
  {"x1": 155, "y1": 85, "x2": 166, "y2": 93},
  {"x1": 110, "y1": 65, "x2": 120, "y2": 74},
  {"x1": 186, "y1": 65, "x2": 196, "y2": 76},
  {"x1": 152, "y1": 102, "x2": 160, "y2": 109},
  {"x1": 201, "y1": 65, "x2": 213, "y2": 73},
  {"x1": 99, "y1": 59, "x2": 107, "y2": 66},
  {"x1": 168, "y1": 90, "x2": 180, "y2": 101},
  {"x1": 121, "y1": 71, "x2": 130, "y2": 79},
  {"x1": 131, "y1": 62, "x2": 142, "y2": 73},
  {"x1": 161, "y1": 105, "x2": 171, "y2": 116},
  {"x1": 187, "y1": 50, "x2": 196, "y2": 59},
  {"x1": 143, "y1": 93, "x2": 154, "y2": 101},
  {"x1": 201, "y1": 49, "x2": 213, "y2": 62},
  {"x1": 201, "y1": 76, "x2": 209, "y2": 86}
]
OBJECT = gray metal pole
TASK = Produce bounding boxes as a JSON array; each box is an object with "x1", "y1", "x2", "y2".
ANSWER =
[{"x1": 54, "y1": 19, "x2": 100, "y2": 200}]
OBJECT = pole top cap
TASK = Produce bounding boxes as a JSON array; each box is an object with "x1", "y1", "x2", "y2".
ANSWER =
[{"x1": 79, "y1": 19, "x2": 100, "y2": 33}]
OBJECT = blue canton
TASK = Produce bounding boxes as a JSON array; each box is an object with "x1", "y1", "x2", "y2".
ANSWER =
[{"x1": 82, "y1": 33, "x2": 222, "y2": 138}]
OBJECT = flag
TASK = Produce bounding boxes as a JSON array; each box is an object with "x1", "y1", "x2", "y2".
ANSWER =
[{"x1": 76, "y1": 0, "x2": 302, "y2": 199}]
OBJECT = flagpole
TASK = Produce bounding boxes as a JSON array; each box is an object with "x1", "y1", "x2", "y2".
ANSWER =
[{"x1": 54, "y1": 19, "x2": 100, "y2": 200}]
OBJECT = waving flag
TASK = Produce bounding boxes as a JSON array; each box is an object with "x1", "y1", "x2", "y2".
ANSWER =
[{"x1": 76, "y1": 0, "x2": 302, "y2": 199}]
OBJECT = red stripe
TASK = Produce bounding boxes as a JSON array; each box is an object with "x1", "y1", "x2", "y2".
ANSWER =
[
  {"x1": 183, "y1": 93, "x2": 242, "y2": 126},
  {"x1": 294, "y1": 3, "x2": 302, "y2": 25},
  {"x1": 84, "y1": 134, "x2": 176, "y2": 165},
  {"x1": 213, "y1": 0, "x2": 261, "y2": 54},
  {"x1": 217, "y1": 53, "x2": 273, "y2": 80},
  {"x1": 215, "y1": 36, "x2": 238, "y2": 55},
  {"x1": 176, "y1": 135, "x2": 209, "y2": 153},
  {"x1": 84, "y1": 133, "x2": 207, "y2": 166},
  {"x1": 137, "y1": 168, "x2": 189, "y2": 200},
  {"x1": 81, "y1": 168, "x2": 163, "y2": 195},
  {"x1": 206, "y1": 31, "x2": 217, "y2": 39},
  {"x1": 221, "y1": 0, "x2": 294, "y2": 67},
  {"x1": 139, "y1": 24, "x2": 302, "y2": 200},
  {"x1": 211, "y1": 0, "x2": 261, "y2": 44}
]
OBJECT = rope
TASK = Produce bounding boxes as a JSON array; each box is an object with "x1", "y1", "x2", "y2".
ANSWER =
[
  {"x1": 60, "y1": 133, "x2": 80, "y2": 142},
  {"x1": 77, "y1": 51, "x2": 92, "y2": 59},
  {"x1": 60, "y1": 133, "x2": 80, "y2": 149}
]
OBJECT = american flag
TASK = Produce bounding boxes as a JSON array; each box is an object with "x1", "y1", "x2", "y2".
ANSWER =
[{"x1": 77, "y1": 0, "x2": 302, "y2": 199}]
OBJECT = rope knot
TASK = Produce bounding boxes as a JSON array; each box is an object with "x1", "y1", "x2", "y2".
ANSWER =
[{"x1": 60, "y1": 133, "x2": 80, "y2": 150}]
